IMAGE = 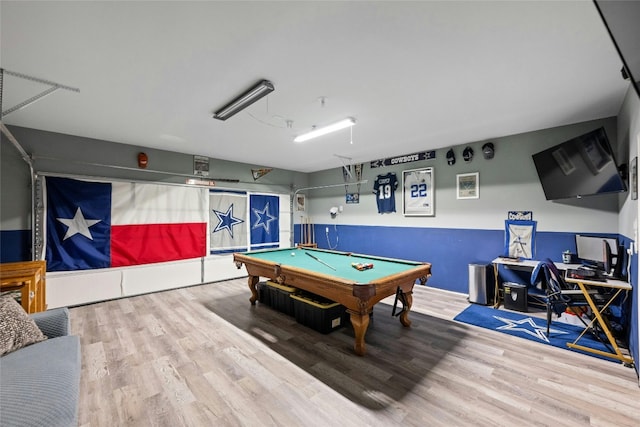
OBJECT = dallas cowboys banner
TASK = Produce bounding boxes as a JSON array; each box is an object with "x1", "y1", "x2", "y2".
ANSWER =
[
  {"x1": 504, "y1": 219, "x2": 537, "y2": 259},
  {"x1": 209, "y1": 190, "x2": 247, "y2": 254},
  {"x1": 250, "y1": 194, "x2": 279, "y2": 250},
  {"x1": 46, "y1": 177, "x2": 207, "y2": 271},
  {"x1": 370, "y1": 150, "x2": 436, "y2": 168}
]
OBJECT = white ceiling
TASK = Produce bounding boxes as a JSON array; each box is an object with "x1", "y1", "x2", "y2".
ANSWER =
[{"x1": 0, "y1": 1, "x2": 630, "y2": 173}]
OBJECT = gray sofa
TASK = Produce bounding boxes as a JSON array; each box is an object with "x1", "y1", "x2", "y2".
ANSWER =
[{"x1": 0, "y1": 308, "x2": 81, "y2": 427}]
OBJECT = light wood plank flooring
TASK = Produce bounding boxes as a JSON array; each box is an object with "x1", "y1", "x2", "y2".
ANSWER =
[{"x1": 71, "y1": 278, "x2": 640, "y2": 427}]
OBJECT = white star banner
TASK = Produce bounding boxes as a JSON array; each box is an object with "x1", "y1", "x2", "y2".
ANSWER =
[{"x1": 209, "y1": 190, "x2": 248, "y2": 254}]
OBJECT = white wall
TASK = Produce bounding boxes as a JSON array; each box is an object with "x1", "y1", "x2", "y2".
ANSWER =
[
  {"x1": 303, "y1": 117, "x2": 623, "y2": 234},
  {"x1": 0, "y1": 139, "x2": 32, "y2": 230},
  {"x1": 618, "y1": 89, "x2": 640, "y2": 241},
  {"x1": 615, "y1": 86, "x2": 640, "y2": 379}
]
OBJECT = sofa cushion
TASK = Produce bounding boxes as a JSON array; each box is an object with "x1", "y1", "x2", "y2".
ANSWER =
[
  {"x1": 31, "y1": 307, "x2": 71, "y2": 338},
  {"x1": 0, "y1": 335, "x2": 81, "y2": 427},
  {"x1": 0, "y1": 296, "x2": 47, "y2": 356}
]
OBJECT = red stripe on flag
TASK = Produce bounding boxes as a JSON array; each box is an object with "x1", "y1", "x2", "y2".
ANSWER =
[{"x1": 111, "y1": 223, "x2": 206, "y2": 267}]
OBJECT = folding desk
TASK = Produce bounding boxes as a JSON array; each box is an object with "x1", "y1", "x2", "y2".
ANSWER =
[
  {"x1": 565, "y1": 275, "x2": 633, "y2": 364},
  {"x1": 491, "y1": 257, "x2": 633, "y2": 364}
]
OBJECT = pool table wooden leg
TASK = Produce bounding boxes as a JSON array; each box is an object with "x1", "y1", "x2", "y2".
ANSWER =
[
  {"x1": 398, "y1": 290, "x2": 413, "y2": 327},
  {"x1": 248, "y1": 275, "x2": 259, "y2": 305},
  {"x1": 348, "y1": 311, "x2": 370, "y2": 356}
]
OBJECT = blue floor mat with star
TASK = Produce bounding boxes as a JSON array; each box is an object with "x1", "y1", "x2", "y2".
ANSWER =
[{"x1": 453, "y1": 303, "x2": 615, "y2": 361}]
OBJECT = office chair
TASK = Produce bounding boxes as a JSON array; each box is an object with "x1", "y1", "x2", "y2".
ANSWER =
[{"x1": 529, "y1": 258, "x2": 594, "y2": 337}]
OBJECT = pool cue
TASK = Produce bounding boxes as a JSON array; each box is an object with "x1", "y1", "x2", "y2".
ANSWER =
[
  {"x1": 305, "y1": 251, "x2": 336, "y2": 270},
  {"x1": 309, "y1": 220, "x2": 316, "y2": 246},
  {"x1": 300, "y1": 215, "x2": 305, "y2": 246}
]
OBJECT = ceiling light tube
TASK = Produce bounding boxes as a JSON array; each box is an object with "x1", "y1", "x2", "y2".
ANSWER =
[
  {"x1": 294, "y1": 118, "x2": 356, "y2": 143},
  {"x1": 213, "y1": 79, "x2": 274, "y2": 121}
]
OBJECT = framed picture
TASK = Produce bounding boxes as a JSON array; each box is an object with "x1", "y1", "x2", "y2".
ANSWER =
[
  {"x1": 456, "y1": 172, "x2": 479, "y2": 199},
  {"x1": 193, "y1": 155, "x2": 210, "y2": 177},
  {"x1": 346, "y1": 193, "x2": 359, "y2": 204},
  {"x1": 296, "y1": 194, "x2": 306, "y2": 211},
  {"x1": 402, "y1": 167, "x2": 434, "y2": 216},
  {"x1": 631, "y1": 156, "x2": 637, "y2": 200}
]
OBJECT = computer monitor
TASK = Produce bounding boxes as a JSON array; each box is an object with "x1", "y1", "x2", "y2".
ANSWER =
[{"x1": 575, "y1": 235, "x2": 618, "y2": 271}]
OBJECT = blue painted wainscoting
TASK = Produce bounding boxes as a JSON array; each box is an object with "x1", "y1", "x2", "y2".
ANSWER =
[
  {"x1": 0, "y1": 229, "x2": 31, "y2": 263},
  {"x1": 298, "y1": 224, "x2": 613, "y2": 293}
]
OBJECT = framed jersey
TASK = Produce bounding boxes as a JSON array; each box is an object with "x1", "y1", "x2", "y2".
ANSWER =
[
  {"x1": 402, "y1": 167, "x2": 434, "y2": 216},
  {"x1": 373, "y1": 172, "x2": 399, "y2": 214},
  {"x1": 504, "y1": 219, "x2": 537, "y2": 259}
]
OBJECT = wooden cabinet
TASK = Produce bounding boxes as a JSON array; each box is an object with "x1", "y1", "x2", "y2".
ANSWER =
[{"x1": 0, "y1": 261, "x2": 47, "y2": 313}]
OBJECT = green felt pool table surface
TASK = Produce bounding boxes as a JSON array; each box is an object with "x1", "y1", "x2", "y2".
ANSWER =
[{"x1": 241, "y1": 247, "x2": 423, "y2": 283}]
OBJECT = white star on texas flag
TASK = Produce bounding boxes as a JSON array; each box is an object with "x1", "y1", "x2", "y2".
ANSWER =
[
  {"x1": 212, "y1": 204, "x2": 244, "y2": 238},
  {"x1": 57, "y1": 207, "x2": 102, "y2": 240},
  {"x1": 252, "y1": 202, "x2": 276, "y2": 233},
  {"x1": 493, "y1": 315, "x2": 568, "y2": 343}
]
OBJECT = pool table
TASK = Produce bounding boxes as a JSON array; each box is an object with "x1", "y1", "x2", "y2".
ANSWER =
[{"x1": 233, "y1": 247, "x2": 432, "y2": 356}]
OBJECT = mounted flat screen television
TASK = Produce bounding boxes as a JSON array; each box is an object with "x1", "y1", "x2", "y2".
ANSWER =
[{"x1": 532, "y1": 127, "x2": 626, "y2": 200}]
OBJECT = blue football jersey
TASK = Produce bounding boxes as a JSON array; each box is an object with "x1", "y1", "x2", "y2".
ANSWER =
[{"x1": 373, "y1": 173, "x2": 398, "y2": 213}]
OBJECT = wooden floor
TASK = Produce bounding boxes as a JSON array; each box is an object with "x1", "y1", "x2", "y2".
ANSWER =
[{"x1": 71, "y1": 278, "x2": 640, "y2": 427}]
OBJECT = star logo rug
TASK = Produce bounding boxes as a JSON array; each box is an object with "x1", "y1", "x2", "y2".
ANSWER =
[
  {"x1": 493, "y1": 315, "x2": 567, "y2": 343},
  {"x1": 453, "y1": 303, "x2": 614, "y2": 362}
]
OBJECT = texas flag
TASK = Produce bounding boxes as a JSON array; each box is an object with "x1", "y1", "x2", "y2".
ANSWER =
[{"x1": 46, "y1": 177, "x2": 207, "y2": 272}]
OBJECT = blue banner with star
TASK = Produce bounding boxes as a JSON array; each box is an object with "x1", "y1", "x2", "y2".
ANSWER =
[
  {"x1": 250, "y1": 194, "x2": 279, "y2": 250},
  {"x1": 209, "y1": 190, "x2": 247, "y2": 254},
  {"x1": 46, "y1": 177, "x2": 112, "y2": 270}
]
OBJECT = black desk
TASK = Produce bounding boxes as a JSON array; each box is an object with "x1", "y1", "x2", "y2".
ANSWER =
[{"x1": 491, "y1": 257, "x2": 581, "y2": 308}]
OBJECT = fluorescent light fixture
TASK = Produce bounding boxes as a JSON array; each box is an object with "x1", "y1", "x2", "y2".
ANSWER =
[
  {"x1": 213, "y1": 80, "x2": 274, "y2": 121},
  {"x1": 294, "y1": 117, "x2": 356, "y2": 143}
]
